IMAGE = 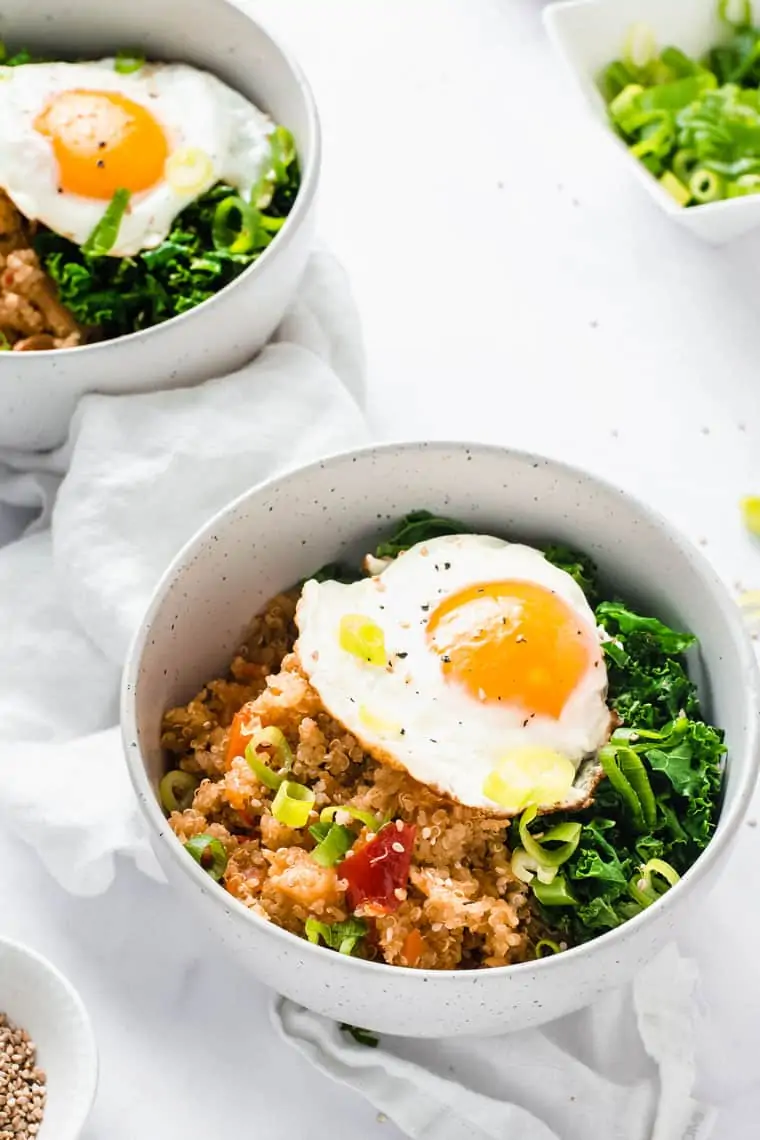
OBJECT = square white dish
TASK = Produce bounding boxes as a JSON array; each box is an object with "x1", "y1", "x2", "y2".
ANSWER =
[{"x1": 544, "y1": 0, "x2": 760, "y2": 244}]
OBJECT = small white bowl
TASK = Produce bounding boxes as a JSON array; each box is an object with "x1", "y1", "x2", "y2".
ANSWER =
[
  {"x1": 544, "y1": 0, "x2": 760, "y2": 244},
  {"x1": 0, "y1": 937, "x2": 97, "y2": 1140}
]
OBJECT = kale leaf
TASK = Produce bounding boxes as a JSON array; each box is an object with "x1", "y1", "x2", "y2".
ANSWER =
[
  {"x1": 543, "y1": 545, "x2": 600, "y2": 605},
  {"x1": 375, "y1": 510, "x2": 470, "y2": 558}
]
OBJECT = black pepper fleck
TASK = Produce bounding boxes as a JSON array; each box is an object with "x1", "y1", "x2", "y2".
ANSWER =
[
  {"x1": 400, "y1": 728, "x2": 406, "y2": 736},
  {"x1": 444, "y1": 562, "x2": 451, "y2": 570},
  {"x1": 441, "y1": 654, "x2": 451, "y2": 663},
  {"x1": 396, "y1": 652, "x2": 408, "y2": 659},
  {"x1": 96, "y1": 159, "x2": 105, "y2": 168},
  {"x1": 421, "y1": 604, "x2": 430, "y2": 611}
]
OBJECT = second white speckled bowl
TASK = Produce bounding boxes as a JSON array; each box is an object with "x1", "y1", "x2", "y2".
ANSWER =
[
  {"x1": 122, "y1": 442, "x2": 760, "y2": 1037},
  {"x1": 0, "y1": 0, "x2": 319, "y2": 450}
]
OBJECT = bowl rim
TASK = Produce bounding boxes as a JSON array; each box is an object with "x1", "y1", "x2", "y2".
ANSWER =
[
  {"x1": 121, "y1": 439, "x2": 760, "y2": 982},
  {"x1": 543, "y1": 0, "x2": 760, "y2": 219},
  {"x1": 0, "y1": 0, "x2": 321, "y2": 364},
  {"x1": 0, "y1": 934, "x2": 99, "y2": 1133}
]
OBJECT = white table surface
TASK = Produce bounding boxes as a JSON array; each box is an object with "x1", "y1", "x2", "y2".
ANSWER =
[{"x1": 2, "y1": 1, "x2": 760, "y2": 1136}]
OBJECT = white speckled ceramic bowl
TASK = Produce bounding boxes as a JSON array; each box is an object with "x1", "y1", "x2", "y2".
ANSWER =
[
  {"x1": 0, "y1": 937, "x2": 98, "y2": 1139},
  {"x1": 0, "y1": 0, "x2": 319, "y2": 451},
  {"x1": 122, "y1": 442, "x2": 760, "y2": 1037}
]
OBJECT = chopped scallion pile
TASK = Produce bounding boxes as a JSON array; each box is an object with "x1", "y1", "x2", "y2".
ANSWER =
[{"x1": 600, "y1": 2, "x2": 760, "y2": 206}]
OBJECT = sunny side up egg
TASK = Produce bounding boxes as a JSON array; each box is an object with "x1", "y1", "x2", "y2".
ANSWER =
[
  {"x1": 295, "y1": 535, "x2": 613, "y2": 815},
  {"x1": 0, "y1": 60, "x2": 274, "y2": 255}
]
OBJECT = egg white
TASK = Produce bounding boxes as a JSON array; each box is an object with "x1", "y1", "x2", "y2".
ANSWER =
[
  {"x1": 295, "y1": 534, "x2": 612, "y2": 813},
  {"x1": 0, "y1": 60, "x2": 274, "y2": 255}
]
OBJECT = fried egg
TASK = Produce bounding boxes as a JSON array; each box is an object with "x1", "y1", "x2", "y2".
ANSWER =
[
  {"x1": 295, "y1": 535, "x2": 612, "y2": 815},
  {"x1": 0, "y1": 59, "x2": 274, "y2": 255}
]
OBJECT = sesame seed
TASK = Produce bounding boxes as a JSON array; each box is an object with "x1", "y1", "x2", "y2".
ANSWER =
[
  {"x1": 392, "y1": 842, "x2": 405, "y2": 853},
  {"x1": 396, "y1": 819, "x2": 404, "y2": 832},
  {"x1": 393, "y1": 887, "x2": 407, "y2": 900}
]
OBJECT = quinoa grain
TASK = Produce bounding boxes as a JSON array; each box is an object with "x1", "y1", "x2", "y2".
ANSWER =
[{"x1": 0, "y1": 1014, "x2": 46, "y2": 1139}]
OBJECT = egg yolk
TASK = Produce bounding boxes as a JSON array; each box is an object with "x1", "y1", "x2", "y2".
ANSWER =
[
  {"x1": 35, "y1": 89, "x2": 168, "y2": 199},
  {"x1": 426, "y1": 580, "x2": 596, "y2": 719}
]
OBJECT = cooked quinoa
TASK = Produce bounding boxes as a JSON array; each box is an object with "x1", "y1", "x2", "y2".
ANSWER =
[{"x1": 162, "y1": 591, "x2": 549, "y2": 969}]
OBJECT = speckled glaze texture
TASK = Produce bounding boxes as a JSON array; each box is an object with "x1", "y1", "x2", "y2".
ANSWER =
[
  {"x1": 122, "y1": 442, "x2": 760, "y2": 1038},
  {"x1": 0, "y1": 0, "x2": 319, "y2": 451},
  {"x1": 0, "y1": 937, "x2": 98, "y2": 1139}
]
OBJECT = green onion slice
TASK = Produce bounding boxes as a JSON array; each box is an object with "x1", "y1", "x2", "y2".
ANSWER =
[
  {"x1": 719, "y1": 0, "x2": 752, "y2": 29},
  {"x1": 82, "y1": 188, "x2": 131, "y2": 256},
  {"x1": 0, "y1": 331, "x2": 10, "y2": 351},
  {"x1": 629, "y1": 858, "x2": 680, "y2": 908},
  {"x1": 305, "y1": 916, "x2": 367, "y2": 955},
  {"x1": 159, "y1": 769, "x2": 199, "y2": 813},
  {"x1": 535, "y1": 939, "x2": 562, "y2": 958},
  {"x1": 115, "y1": 48, "x2": 145, "y2": 74},
  {"x1": 623, "y1": 22, "x2": 657, "y2": 72},
  {"x1": 599, "y1": 744, "x2": 646, "y2": 831},
  {"x1": 741, "y1": 496, "x2": 760, "y2": 535},
  {"x1": 185, "y1": 834, "x2": 228, "y2": 881},
  {"x1": 338, "y1": 614, "x2": 387, "y2": 666},
  {"x1": 689, "y1": 168, "x2": 725, "y2": 204},
  {"x1": 511, "y1": 847, "x2": 558, "y2": 886},
  {"x1": 272, "y1": 780, "x2": 315, "y2": 828},
  {"x1": 212, "y1": 195, "x2": 261, "y2": 254},
  {"x1": 532, "y1": 875, "x2": 577, "y2": 907},
  {"x1": 310, "y1": 822, "x2": 354, "y2": 867},
  {"x1": 518, "y1": 806, "x2": 582, "y2": 868},
  {"x1": 245, "y1": 726, "x2": 293, "y2": 789},
  {"x1": 672, "y1": 148, "x2": 699, "y2": 184},
  {"x1": 320, "y1": 804, "x2": 385, "y2": 832},
  {"x1": 616, "y1": 749, "x2": 657, "y2": 828}
]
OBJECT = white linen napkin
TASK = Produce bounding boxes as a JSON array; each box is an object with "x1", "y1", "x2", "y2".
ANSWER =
[
  {"x1": 0, "y1": 250, "x2": 369, "y2": 894},
  {"x1": 274, "y1": 943, "x2": 717, "y2": 1140}
]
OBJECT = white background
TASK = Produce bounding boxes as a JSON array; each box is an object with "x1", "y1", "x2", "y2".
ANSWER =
[{"x1": 2, "y1": 0, "x2": 760, "y2": 1136}]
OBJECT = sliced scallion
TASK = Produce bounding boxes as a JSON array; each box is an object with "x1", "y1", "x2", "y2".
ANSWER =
[
  {"x1": 518, "y1": 806, "x2": 582, "y2": 868},
  {"x1": 159, "y1": 769, "x2": 199, "y2": 813},
  {"x1": 115, "y1": 48, "x2": 145, "y2": 74},
  {"x1": 623, "y1": 22, "x2": 657, "y2": 72},
  {"x1": 741, "y1": 495, "x2": 760, "y2": 536},
  {"x1": 305, "y1": 916, "x2": 367, "y2": 955},
  {"x1": 82, "y1": 188, "x2": 131, "y2": 256},
  {"x1": 535, "y1": 939, "x2": 562, "y2": 958},
  {"x1": 629, "y1": 858, "x2": 680, "y2": 908},
  {"x1": 245, "y1": 726, "x2": 293, "y2": 789},
  {"x1": 532, "y1": 875, "x2": 577, "y2": 907},
  {"x1": 185, "y1": 834, "x2": 228, "y2": 881},
  {"x1": 320, "y1": 804, "x2": 385, "y2": 831},
  {"x1": 310, "y1": 822, "x2": 354, "y2": 867},
  {"x1": 719, "y1": 0, "x2": 753, "y2": 29},
  {"x1": 338, "y1": 614, "x2": 387, "y2": 666},
  {"x1": 689, "y1": 168, "x2": 725, "y2": 204},
  {"x1": 272, "y1": 780, "x2": 315, "y2": 828},
  {"x1": 212, "y1": 194, "x2": 261, "y2": 255}
]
